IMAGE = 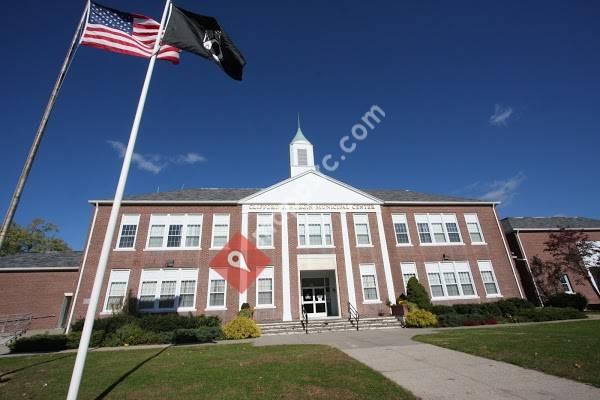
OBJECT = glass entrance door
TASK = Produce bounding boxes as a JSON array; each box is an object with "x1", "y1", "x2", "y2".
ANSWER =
[{"x1": 301, "y1": 286, "x2": 328, "y2": 319}]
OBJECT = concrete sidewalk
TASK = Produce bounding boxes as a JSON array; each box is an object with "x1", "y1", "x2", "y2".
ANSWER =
[{"x1": 254, "y1": 327, "x2": 600, "y2": 400}]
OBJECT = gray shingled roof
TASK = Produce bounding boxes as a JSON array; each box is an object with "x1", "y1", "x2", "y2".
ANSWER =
[
  {"x1": 502, "y1": 217, "x2": 600, "y2": 232},
  {"x1": 116, "y1": 187, "x2": 486, "y2": 204},
  {"x1": 0, "y1": 251, "x2": 82, "y2": 270}
]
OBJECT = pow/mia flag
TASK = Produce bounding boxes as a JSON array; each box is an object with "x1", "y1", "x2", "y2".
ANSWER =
[{"x1": 162, "y1": 5, "x2": 246, "y2": 80}]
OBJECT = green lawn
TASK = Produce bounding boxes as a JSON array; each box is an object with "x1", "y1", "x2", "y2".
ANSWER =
[
  {"x1": 0, "y1": 344, "x2": 414, "y2": 399},
  {"x1": 414, "y1": 319, "x2": 600, "y2": 387}
]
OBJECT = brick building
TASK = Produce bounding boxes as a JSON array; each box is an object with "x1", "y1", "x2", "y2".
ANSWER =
[
  {"x1": 502, "y1": 217, "x2": 600, "y2": 307},
  {"x1": 66, "y1": 125, "x2": 524, "y2": 328},
  {"x1": 0, "y1": 251, "x2": 81, "y2": 330}
]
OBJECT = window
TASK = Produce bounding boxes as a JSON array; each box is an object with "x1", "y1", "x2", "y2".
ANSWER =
[
  {"x1": 256, "y1": 267, "x2": 274, "y2": 307},
  {"x1": 415, "y1": 214, "x2": 463, "y2": 245},
  {"x1": 477, "y1": 261, "x2": 500, "y2": 296},
  {"x1": 116, "y1": 215, "x2": 139, "y2": 249},
  {"x1": 137, "y1": 269, "x2": 198, "y2": 311},
  {"x1": 211, "y1": 214, "x2": 230, "y2": 248},
  {"x1": 400, "y1": 262, "x2": 418, "y2": 292},
  {"x1": 465, "y1": 214, "x2": 485, "y2": 244},
  {"x1": 425, "y1": 261, "x2": 477, "y2": 299},
  {"x1": 359, "y1": 264, "x2": 380, "y2": 302},
  {"x1": 392, "y1": 214, "x2": 411, "y2": 245},
  {"x1": 208, "y1": 268, "x2": 226, "y2": 308},
  {"x1": 297, "y1": 148, "x2": 308, "y2": 166},
  {"x1": 353, "y1": 214, "x2": 372, "y2": 246},
  {"x1": 103, "y1": 270, "x2": 130, "y2": 312},
  {"x1": 297, "y1": 214, "x2": 333, "y2": 247},
  {"x1": 559, "y1": 274, "x2": 574, "y2": 294},
  {"x1": 146, "y1": 214, "x2": 202, "y2": 249},
  {"x1": 257, "y1": 214, "x2": 274, "y2": 248}
]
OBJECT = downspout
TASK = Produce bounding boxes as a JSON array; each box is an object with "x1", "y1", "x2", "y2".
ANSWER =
[
  {"x1": 493, "y1": 205, "x2": 525, "y2": 299},
  {"x1": 515, "y1": 231, "x2": 544, "y2": 306},
  {"x1": 65, "y1": 202, "x2": 99, "y2": 333}
]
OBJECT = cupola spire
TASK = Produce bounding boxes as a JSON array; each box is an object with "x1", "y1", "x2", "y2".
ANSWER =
[{"x1": 289, "y1": 113, "x2": 315, "y2": 176}]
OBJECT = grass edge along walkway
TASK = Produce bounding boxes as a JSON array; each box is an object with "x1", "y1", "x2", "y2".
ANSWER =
[{"x1": 413, "y1": 319, "x2": 600, "y2": 388}]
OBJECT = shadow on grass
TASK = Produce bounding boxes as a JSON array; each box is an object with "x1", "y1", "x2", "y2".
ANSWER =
[
  {"x1": 0, "y1": 353, "x2": 74, "y2": 379},
  {"x1": 94, "y1": 346, "x2": 170, "y2": 400}
]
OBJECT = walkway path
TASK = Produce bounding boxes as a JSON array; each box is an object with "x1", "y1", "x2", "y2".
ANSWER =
[{"x1": 254, "y1": 326, "x2": 600, "y2": 400}]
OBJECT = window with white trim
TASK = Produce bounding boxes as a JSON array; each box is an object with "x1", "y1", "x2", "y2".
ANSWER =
[
  {"x1": 137, "y1": 269, "x2": 198, "y2": 311},
  {"x1": 465, "y1": 214, "x2": 485, "y2": 244},
  {"x1": 256, "y1": 267, "x2": 274, "y2": 307},
  {"x1": 146, "y1": 214, "x2": 202, "y2": 250},
  {"x1": 257, "y1": 213, "x2": 274, "y2": 248},
  {"x1": 415, "y1": 214, "x2": 462, "y2": 245},
  {"x1": 477, "y1": 261, "x2": 500, "y2": 296},
  {"x1": 400, "y1": 262, "x2": 418, "y2": 293},
  {"x1": 559, "y1": 274, "x2": 574, "y2": 294},
  {"x1": 392, "y1": 214, "x2": 411, "y2": 245},
  {"x1": 353, "y1": 214, "x2": 372, "y2": 246},
  {"x1": 103, "y1": 269, "x2": 130, "y2": 312},
  {"x1": 297, "y1": 213, "x2": 333, "y2": 247},
  {"x1": 359, "y1": 264, "x2": 380, "y2": 302},
  {"x1": 208, "y1": 268, "x2": 226, "y2": 308},
  {"x1": 116, "y1": 215, "x2": 139, "y2": 249},
  {"x1": 211, "y1": 214, "x2": 230, "y2": 248},
  {"x1": 425, "y1": 261, "x2": 477, "y2": 299}
]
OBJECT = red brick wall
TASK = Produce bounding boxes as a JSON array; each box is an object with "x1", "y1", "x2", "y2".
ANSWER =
[
  {"x1": 0, "y1": 270, "x2": 78, "y2": 330},
  {"x1": 515, "y1": 230, "x2": 600, "y2": 305},
  {"x1": 381, "y1": 205, "x2": 522, "y2": 305}
]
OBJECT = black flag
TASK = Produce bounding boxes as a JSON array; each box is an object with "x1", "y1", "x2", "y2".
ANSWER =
[{"x1": 163, "y1": 5, "x2": 246, "y2": 80}]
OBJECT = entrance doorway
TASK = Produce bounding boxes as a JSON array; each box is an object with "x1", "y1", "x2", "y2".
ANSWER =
[{"x1": 300, "y1": 270, "x2": 339, "y2": 320}]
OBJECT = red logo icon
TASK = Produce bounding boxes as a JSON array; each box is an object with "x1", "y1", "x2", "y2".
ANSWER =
[{"x1": 209, "y1": 233, "x2": 271, "y2": 293}]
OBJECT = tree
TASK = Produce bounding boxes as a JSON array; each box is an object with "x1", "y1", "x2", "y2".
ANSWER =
[
  {"x1": 530, "y1": 229, "x2": 600, "y2": 300},
  {"x1": 0, "y1": 218, "x2": 71, "y2": 256},
  {"x1": 406, "y1": 276, "x2": 433, "y2": 310}
]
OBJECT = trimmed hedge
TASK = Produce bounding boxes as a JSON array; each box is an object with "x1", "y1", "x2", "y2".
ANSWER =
[
  {"x1": 172, "y1": 327, "x2": 221, "y2": 344},
  {"x1": 514, "y1": 306, "x2": 586, "y2": 322},
  {"x1": 71, "y1": 313, "x2": 220, "y2": 334},
  {"x1": 8, "y1": 334, "x2": 68, "y2": 353},
  {"x1": 545, "y1": 293, "x2": 588, "y2": 311}
]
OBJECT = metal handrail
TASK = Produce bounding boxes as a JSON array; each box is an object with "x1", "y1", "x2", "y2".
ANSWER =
[
  {"x1": 301, "y1": 305, "x2": 309, "y2": 334},
  {"x1": 347, "y1": 302, "x2": 359, "y2": 331}
]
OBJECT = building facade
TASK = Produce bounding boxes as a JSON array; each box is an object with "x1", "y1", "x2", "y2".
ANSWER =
[
  {"x1": 503, "y1": 217, "x2": 600, "y2": 307},
  {"x1": 65, "y1": 126, "x2": 524, "y2": 328}
]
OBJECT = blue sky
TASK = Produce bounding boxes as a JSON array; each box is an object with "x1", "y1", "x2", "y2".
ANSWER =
[{"x1": 1, "y1": 0, "x2": 599, "y2": 249}]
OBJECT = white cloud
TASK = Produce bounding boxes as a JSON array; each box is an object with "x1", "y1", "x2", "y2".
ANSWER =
[
  {"x1": 489, "y1": 104, "x2": 514, "y2": 126},
  {"x1": 479, "y1": 172, "x2": 526, "y2": 204},
  {"x1": 107, "y1": 141, "x2": 205, "y2": 174}
]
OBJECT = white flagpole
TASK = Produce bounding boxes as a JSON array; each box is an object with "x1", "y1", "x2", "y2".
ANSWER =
[{"x1": 66, "y1": 0, "x2": 172, "y2": 398}]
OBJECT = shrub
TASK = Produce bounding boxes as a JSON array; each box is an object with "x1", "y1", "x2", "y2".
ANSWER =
[
  {"x1": 430, "y1": 305, "x2": 454, "y2": 315},
  {"x1": 9, "y1": 334, "x2": 68, "y2": 353},
  {"x1": 172, "y1": 327, "x2": 221, "y2": 344},
  {"x1": 238, "y1": 309, "x2": 253, "y2": 319},
  {"x1": 514, "y1": 306, "x2": 586, "y2": 323},
  {"x1": 404, "y1": 309, "x2": 437, "y2": 328},
  {"x1": 115, "y1": 323, "x2": 148, "y2": 346},
  {"x1": 546, "y1": 293, "x2": 588, "y2": 311},
  {"x1": 406, "y1": 277, "x2": 433, "y2": 310},
  {"x1": 240, "y1": 302, "x2": 251, "y2": 310},
  {"x1": 437, "y1": 312, "x2": 467, "y2": 327},
  {"x1": 223, "y1": 317, "x2": 261, "y2": 339}
]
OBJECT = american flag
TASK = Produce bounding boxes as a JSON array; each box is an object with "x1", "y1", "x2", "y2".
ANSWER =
[{"x1": 80, "y1": 2, "x2": 180, "y2": 64}]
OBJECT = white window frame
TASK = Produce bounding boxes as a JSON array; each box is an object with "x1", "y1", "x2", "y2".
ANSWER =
[
  {"x1": 115, "y1": 215, "x2": 140, "y2": 250},
  {"x1": 392, "y1": 214, "x2": 411, "y2": 246},
  {"x1": 353, "y1": 213, "x2": 372, "y2": 247},
  {"x1": 137, "y1": 268, "x2": 198, "y2": 312},
  {"x1": 297, "y1": 213, "x2": 334, "y2": 248},
  {"x1": 415, "y1": 214, "x2": 463, "y2": 246},
  {"x1": 211, "y1": 214, "x2": 230, "y2": 249},
  {"x1": 425, "y1": 261, "x2": 478, "y2": 300},
  {"x1": 477, "y1": 260, "x2": 502, "y2": 298},
  {"x1": 559, "y1": 274, "x2": 574, "y2": 294},
  {"x1": 206, "y1": 268, "x2": 227, "y2": 310},
  {"x1": 465, "y1": 214, "x2": 486, "y2": 245},
  {"x1": 144, "y1": 214, "x2": 203, "y2": 250},
  {"x1": 359, "y1": 263, "x2": 381, "y2": 303},
  {"x1": 400, "y1": 262, "x2": 418, "y2": 293},
  {"x1": 103, "y1": 269, "x2": 130, "y2": 313},
  {"x1": 256, "y1": 213, "x2": 274, "y2": 248},
  {"x1": 256, "y1": 266, "x2": 275, "y2": 308}
]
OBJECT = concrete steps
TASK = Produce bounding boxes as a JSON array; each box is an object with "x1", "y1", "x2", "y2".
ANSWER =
[{"x1": 258, "y1": 316, "x2": 403, "y2": 336}]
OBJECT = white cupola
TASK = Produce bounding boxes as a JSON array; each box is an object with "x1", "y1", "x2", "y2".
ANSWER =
[{"x1": 289, "y1": 114, "x2": 315, "y2": 177}]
